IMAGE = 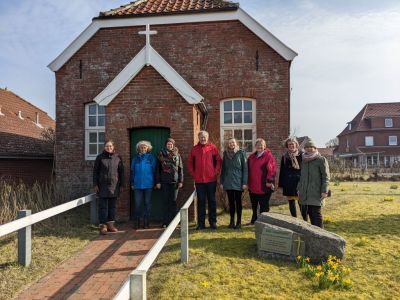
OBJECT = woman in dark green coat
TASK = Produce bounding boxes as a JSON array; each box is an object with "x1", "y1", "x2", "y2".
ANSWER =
[
  {"x1": 297, "y1": 139, "x2": 330, "y2": 228},
  {"x1": 220, "y1": 138, "x2": 248, "y2": 229}
]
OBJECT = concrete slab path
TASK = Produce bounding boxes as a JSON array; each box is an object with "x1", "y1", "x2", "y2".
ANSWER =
[{"x1": 15, "y1": 224, "x2": 163, "y2": 300}]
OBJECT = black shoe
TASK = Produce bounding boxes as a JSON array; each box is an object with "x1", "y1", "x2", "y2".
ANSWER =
[
  {"x1": 228, "y1": 221, "x2": 235, "y2": 228},
  {"x1": 134, "y1": 218, "x2": 140, "y2": 229},
  {"x1": 143, "y1": 219, "x2": 150, "y2": 229},
  {"x1": 234, "y1": 223, "x2": 241, "y2": 229},
  {"x1": 196, "y1": 224, "x2": 205, "y2": 230},
  {"x1": 210, "y1": 222, "x2": 217, "y2": 230}
]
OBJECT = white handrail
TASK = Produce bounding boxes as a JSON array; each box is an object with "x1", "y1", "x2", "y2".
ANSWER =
[
  {"x1": 113, "y1": 191, "x2": 196, "y2": 300},
  {"x1": 0, "y1": 194, "x2": 96, "y2": 238}
]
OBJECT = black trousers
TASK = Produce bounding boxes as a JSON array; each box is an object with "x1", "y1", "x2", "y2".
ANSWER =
[
  {"x1": 250, "y1": 191, "x2": 272, "y2": 223},
  {"x1": 98, "y1": 197, "x2": 116, "y2": 224},
  {"x1": 226, "y1": 190, "x2": 243, "y2": 224},
  {"x1": 288, "y1": 199, "x2": 301, "y2": 218},
  {"x1": 195, "y1": 181, "x2": 217, "y2": 226},
  {"x1": 300, "y1": 205, "x2": 323, "y2": 228},
  {"x1": 161, "y1": 183, "x2": 178, "y2": 225}
]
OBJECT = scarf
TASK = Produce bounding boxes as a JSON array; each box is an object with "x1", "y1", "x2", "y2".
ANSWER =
[
  {"x1": 303, "y1": 150, "x2": 321, "y2": 163},
  {"x1": 158, "y1": 147, "x2": 179, "y2": 173},
  {"x1": 285, "y1": 149, "x2": 300, "y2": 170},
  {"x1": 226, "y1": 146, "x2": 239, "y2": 160}
]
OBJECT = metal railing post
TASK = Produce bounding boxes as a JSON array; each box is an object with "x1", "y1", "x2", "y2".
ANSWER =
[
  {"x1": 17, "y1": 210, "x2": 31, "y2": 267},
  {"x1": 130, "y1": 270, "x2": 146, "y2": 300},
  {"x1": 90, "y1": 195, "x2": 98, "y2": 225},
  {"x1": 180, "y1": 207, "x2": 189, "y2": 263}
]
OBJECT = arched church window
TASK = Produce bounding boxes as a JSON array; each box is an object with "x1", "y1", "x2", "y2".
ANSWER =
[
  {"x1": 220, "y1": 99, "x2": 256, "y2": 153},
  {"x1": 85, "y1": 103, "x2": 105, "y2": 160}
]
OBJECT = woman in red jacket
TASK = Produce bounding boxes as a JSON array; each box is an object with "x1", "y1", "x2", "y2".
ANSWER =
[{"x1": 247, "y1": 138, "x2": 277, "y2": 224}]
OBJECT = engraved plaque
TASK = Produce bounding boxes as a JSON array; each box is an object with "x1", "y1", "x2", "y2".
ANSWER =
[{"x1": 260, "y1": 226, "x2": 293, "y2": 256}]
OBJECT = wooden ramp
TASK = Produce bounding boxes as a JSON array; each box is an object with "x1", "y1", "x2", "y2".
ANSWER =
[{"x1": 15, "y1": 224, "x2": 163, "y2": 300}]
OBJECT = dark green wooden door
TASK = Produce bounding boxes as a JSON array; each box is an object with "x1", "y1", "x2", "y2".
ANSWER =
[{"x1": 130, "y1": 127, "x2": 170, "y2": 221}]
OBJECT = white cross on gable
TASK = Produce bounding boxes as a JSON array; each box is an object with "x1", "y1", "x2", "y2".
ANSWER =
[{"x1": 139, "y1": 24, "x2": 157, "y2": 66}]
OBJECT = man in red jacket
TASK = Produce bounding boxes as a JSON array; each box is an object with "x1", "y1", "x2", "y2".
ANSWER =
[{"x1": 188, "y1": 131, "x2": 222, "y2": 230}]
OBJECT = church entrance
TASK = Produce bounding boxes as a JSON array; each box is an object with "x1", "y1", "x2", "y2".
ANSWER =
[{"x1": 130, "y1": 127, "x2": 170, "y2": 221}]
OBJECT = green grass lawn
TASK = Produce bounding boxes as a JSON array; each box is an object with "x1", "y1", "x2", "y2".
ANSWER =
[{"x1": 148, "y1": 182, "x2": 400, "y2": 299}]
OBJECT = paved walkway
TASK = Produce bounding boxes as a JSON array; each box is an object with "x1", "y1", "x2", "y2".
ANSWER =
[{"x1": 15, "y1": 224, "x2": 164, "y2": 300}]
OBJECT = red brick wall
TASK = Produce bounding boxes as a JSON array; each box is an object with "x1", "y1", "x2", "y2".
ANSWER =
[
  {"x1": 55, "y1": 20, "x2": 291, "y2": 219},
  {"x1": 0, "y1": 158, "x2": 53, "y2": 184}
]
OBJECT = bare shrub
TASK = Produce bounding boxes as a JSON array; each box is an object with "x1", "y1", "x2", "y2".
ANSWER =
[{"x1": 0, "y1": 180, "x2": 70, "y2": 225}]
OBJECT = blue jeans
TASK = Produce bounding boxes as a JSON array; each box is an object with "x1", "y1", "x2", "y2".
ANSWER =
[
  {"x1": 98, "y1": 197, "x2": 116, "y2": 224},
  {"x1": 195, "y1": 181, "x2": 217, "y2": 226},
  {"x1": 134, "y1": 189, "x2": 152, "y2": 219}
]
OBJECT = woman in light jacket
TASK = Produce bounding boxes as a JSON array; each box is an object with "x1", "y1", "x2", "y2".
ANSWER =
[
  {"x1": 155, "y1": 138, "x2": 183, "y2": 228},
  {"x1": 278, "y1": 137, "x2": 302, "y2": 218},
  {"x1": 297, "y1": 139, "x2": 330, "y2": 228},
  {"x1": 247, "y1": 138, "x2": 277, "y2": 224},
  {"x1": 220, "y1": 138, "x2": 248, "y2": 229},
  {"x1": 131, "y1": 140, "x2": 156, "y2": 229}
]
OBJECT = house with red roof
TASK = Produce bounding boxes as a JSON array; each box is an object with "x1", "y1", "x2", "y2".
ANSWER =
[
  {"x1": 335, "y1": 102, "x2": 400, "y2": 168},
  {"x1": 48, "y1": 0, "x2": 297, "y2": 220},
  {"x1": 0, "y1": 88, "x2": 55, "y2": 184}
]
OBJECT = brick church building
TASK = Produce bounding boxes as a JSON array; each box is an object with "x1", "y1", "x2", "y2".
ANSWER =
[{"x1": 48, "y1": 0, "x2": 297, "y2": 221}]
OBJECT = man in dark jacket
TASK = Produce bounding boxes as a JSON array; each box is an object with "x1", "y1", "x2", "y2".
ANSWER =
[
  {"x1": 188, "y1": 131, "x2": 222, "y2": 230},
  {"x1": 93, "y1": 140, "x2": 125, "y2": 234}
]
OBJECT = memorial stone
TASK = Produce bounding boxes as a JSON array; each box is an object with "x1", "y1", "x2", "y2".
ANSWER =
[{"x1": 255, "y1": 213, "x2": 345, "y2": 263}]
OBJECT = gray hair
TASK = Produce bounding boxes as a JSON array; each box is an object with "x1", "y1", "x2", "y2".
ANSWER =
[
  {"x1": 198, "y1": 130, "x2": 209, "y2": 138},
  {"x1": 136, "y1": 140, "x2": 152, "y2": 152}
]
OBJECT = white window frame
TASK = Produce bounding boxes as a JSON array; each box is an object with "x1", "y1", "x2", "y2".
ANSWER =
[
  {"x1": 365, "y1": 136, "x2": 374, "y2": 146},
  {"x1": 85, "y1": 103, "x2": 105, "y2": 160},
  {"x1": 385, "y1": 118, "x2": 393, "y2": 127},
  {"x1": 389, "y1": 135, "x2": 397, "y2": 146},
  {"x1": 220, "y1": 98, "x2": 256, "y2": 153}
]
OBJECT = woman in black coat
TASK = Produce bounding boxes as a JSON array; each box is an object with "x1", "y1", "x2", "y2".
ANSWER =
[
  {"x1": 93, "y1": 140, "x2": 125, "y2": 235},
  {"x1": 278, "y1": 137, "x2": 302, "y2": 218}
]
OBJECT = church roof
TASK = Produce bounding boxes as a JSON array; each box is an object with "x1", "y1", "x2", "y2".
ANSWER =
[
  {"x1": 48, "y1": 3, "x2": 297, "y2": 71},
  {"x1": 97, "y1": 0, "x2": 239, "y2": 18},
  {"x1": 0, "y1": 88, "x2": 55, "y2": 158}
]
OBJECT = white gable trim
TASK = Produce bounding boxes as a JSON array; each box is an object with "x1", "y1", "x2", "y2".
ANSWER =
[
  {"x1": 94, "y1": 45, "x2": 203, "y2": 106},
  {"x1": 48, "y1": 8, "x2": 297, "y2": 71}
]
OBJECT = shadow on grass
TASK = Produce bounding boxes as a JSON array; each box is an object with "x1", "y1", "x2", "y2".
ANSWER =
[{"x1": 325, "y1": 214, "x2": 400, "y2": 236}]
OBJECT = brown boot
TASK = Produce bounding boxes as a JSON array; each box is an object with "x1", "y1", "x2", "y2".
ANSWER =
[
  {"x1": 99, "y1": 224, "x2": 108, "y2": 235},
  {"x1": 106, "y1": 221, "x2": 118, "y2": 232}
]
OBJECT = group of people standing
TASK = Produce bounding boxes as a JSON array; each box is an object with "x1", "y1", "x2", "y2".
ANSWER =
[{"x1": 92, "y1": 131, "x2": 329, "y2": 235}]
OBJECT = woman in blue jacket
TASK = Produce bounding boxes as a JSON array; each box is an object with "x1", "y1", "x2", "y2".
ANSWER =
[{"x1": 131, "y1": 140, "x2": 156, "y2": 229}]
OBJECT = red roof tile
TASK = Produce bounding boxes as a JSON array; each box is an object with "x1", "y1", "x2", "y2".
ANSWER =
[
  {"x1": 338, "y1": 102, "x2": 400, "y2": 136},
  {"x1": 98, "y1": 0, "x2": 239, "y2": 18},
  {"x1": 0, "y1": 88, "x2": 55, "y2": 158}
]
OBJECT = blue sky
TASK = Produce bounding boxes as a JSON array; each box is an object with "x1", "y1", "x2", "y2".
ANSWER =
[{"x1": 1, "y1": 0, "x2": 399, "y2": 146}]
